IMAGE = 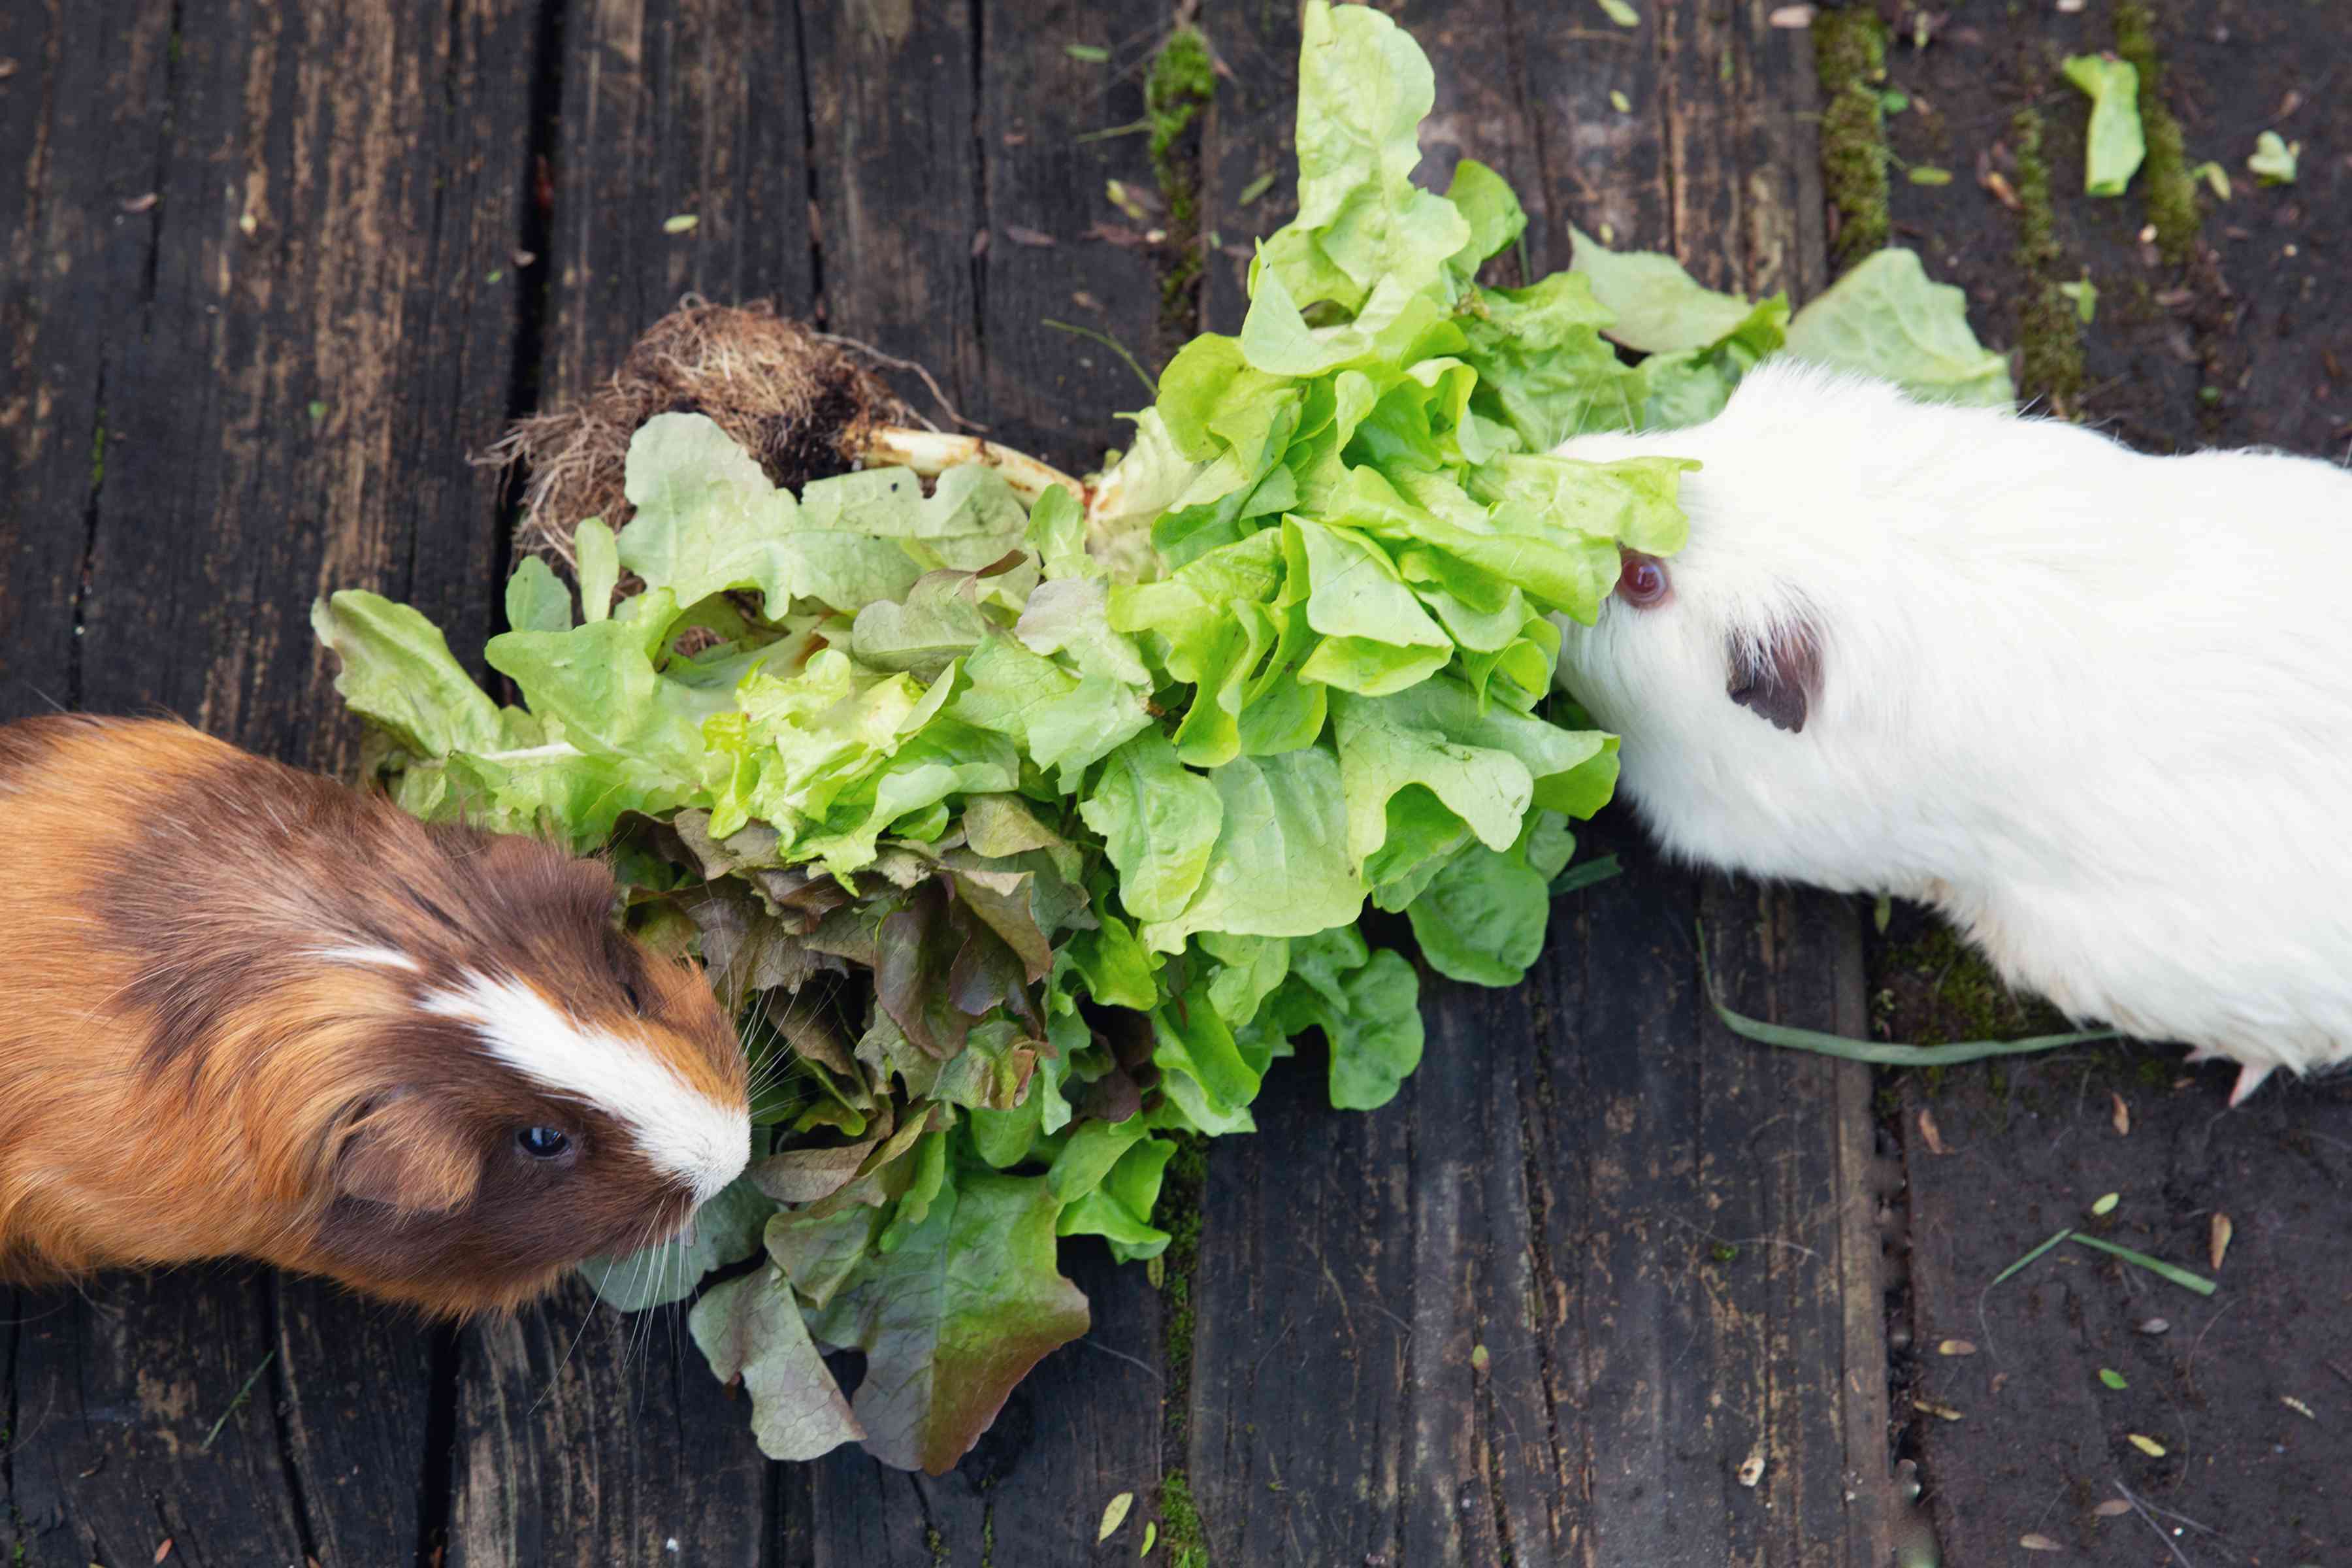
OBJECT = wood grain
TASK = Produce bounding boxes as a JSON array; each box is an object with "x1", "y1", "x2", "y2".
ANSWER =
[
  {"x1": 448, "y1": 1278, "x2": 768, "y2": 1567},
  {"x1": 542, "y1": 0, "x2": 819, "y2": 406},
  {"x1": 798, "y1": 0, "x2": 983, "y2": 429},
  {"x1": 970, "y1": 0, "x2": 1165, "y2": 469}
]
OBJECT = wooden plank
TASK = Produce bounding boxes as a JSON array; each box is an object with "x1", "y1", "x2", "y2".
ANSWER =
[
  {"x1": 1182, "y1": 5, "x2": 1886, "y2": 1564},
  {"x1": 1199, "y1": 0, "x2": 1295, "y2": 334},
  {"x1": 1899, "y1": 1057, "x2": 2352, "y2": 1563},
  {"x1": 799, "y1": 0, "x2": 982, "y2": 425},
  {"x1": 0, "y1": 0, "x2": 171, "y2": 719},
  {"x1": 69, "y1": 0, "x2": 527, "y2": 763},
  {"x1": 972, "y1": 0, "x2": 1166, "y2": 469},
  {"x1": 542, "y1": 0, "x2": 819, "y2": 404},
  {"x1": 10, "y1": 1268, "x2": 306, "y2": 1568},
  {"x1": 5, "y1": 1, "x2": 538, "y2": 1562},
  {"x1": 2127, "y1": 0, "x2": 2352, "y2": 453},
  {"x1": 448, "y1": 1279, "x2": 768, "y2": 1567}
]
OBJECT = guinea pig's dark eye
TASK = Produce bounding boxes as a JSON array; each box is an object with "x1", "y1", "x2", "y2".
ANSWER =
[
  {"x1": 1618, "y1": 551, "x2": 1671, "y2": 609},
  {"x1": 516, "y1": 1126, "x2": 570, "y2": 1159},
  {"x1": 620, "y1": 979, "x2": 642, "y2": 1015}
]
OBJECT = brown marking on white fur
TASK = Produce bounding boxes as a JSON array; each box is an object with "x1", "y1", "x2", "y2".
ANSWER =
[{"x1": 0, "y1": 715, "x2": 747, "y2": 1316}]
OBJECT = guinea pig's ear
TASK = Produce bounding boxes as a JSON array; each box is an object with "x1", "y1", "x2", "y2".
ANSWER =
[
  {"x1": 1726, "y1": 621, "x2": 1823, "y2": 734},
  {"x1": 333, "y1": 1090, "x2": 481, "y2": 1217}
]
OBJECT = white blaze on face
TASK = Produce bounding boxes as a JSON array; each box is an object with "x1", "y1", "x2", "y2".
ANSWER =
[{"x1": 421, "y1": 972, "x2": 749, "y2": 1203}]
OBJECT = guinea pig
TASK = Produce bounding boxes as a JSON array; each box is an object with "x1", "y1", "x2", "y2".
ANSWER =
[
  {"x1": 0, "y1": 714, "x2": 749, "y2": 1315},
  {"x1": 1552, "y1": 357, "x2": 2352, "y2": 1105}
]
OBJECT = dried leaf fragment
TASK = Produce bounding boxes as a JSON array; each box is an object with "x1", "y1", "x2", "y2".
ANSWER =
[
  {"x1": 662, "y1": 214, "x2": 700, "y2": 235},
  {"x1": 1937, "y1": 1339, "x2": 1978, "y2": 1356},
  {"x1": 121, "y1": 192, "x2": 159, "y2": 214},
  {"x1": 2093, "y1": 1500, "x2": 2132, "y2": 1518},
  {"x1": 1098, "y1": 1492, "x2": 1135, "y2": 1543},
  {"x1": 1917, "y1": 1107, "x2": 1948, "y2": 1155},
  {"x1": 2110, "y1": 1092, "x2": 2129, "y2": 1135},
  {"x1": 1914, "y1": 1398, "x2": 1965, "y2": 1422},
  {"x1": 1982, "y1": 170, "x2": 2021, "y2": 210},
  {"x1": 1767, "y1": 4, "x2": 1817, "y2": 24},
  {"x1": 1005, "y1": 225, "x2": 1057, "y2": 248},
  {"x1": 1737, "y1": 1451, "x2": 1765, "y2": 1488},
  {"x1": 2135, "y1": 1318, "x2": 2170, "y2": 1335},
  {"x1": 2019, "y1": 1533, "x2": 2062, "y2": 1552},
  {"x1": 2209, "y1": 1213, "x2": 2232, "y2": 1271},
  {"x1": 2126, "y1": 1433, "x2": 2166, "y2": 1457},
  {"x1": 2281, "y1": 1395, "x2": 2315, "y2": 1421},
  {"x1": 154, "y1": 1542, "x2": 174, "y2": 1565}
]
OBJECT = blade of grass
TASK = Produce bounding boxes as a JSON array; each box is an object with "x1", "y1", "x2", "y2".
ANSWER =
[
  {"x1": 1696, "y1": 919, "x2": 2117, "y2": 1066},
  {"x1": 1043, "y1": 319, "x2": 1159, "y2": 397},
  {"x1": 1991, "y1": 1228, "x2": 2074, "y2": 1288},
  {"x1": 200, "y1": 1350, "x2": 278, "y2": 1451},
  {"x1": 1547, "y1": 855, "x2": 1622, "y2": 897},
  {"x1": 2068, "y1": 1233, "x2": 2217, "y2": 1297}
]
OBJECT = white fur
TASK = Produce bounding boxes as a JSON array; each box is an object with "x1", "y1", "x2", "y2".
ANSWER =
[
  {"x1": 1552, "y1": 359, "x2": 2352, "y2": 1095},
  {"x1": 422, "y1": 972, "x2": 749, "y2": 1200},
  {"x1": 310, "y1": 945, "x2": 420, "y2": 973}
]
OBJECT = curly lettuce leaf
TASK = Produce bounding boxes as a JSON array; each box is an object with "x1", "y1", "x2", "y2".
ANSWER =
[{"x1": 801, "y1": 1166, "x2": 1089, "y2": 1475}]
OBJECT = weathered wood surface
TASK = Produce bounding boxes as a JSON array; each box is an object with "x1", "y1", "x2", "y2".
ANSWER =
[
  {"x1": 4, "y1": 1, "x2": 529, "y2": 1565},
  {"x1": 9, "y1": 1, "x2": 2352, "y2": 1565}
]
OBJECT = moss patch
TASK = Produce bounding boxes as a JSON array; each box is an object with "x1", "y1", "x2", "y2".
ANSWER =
[
  {"x1": 2008, "y1": 105, "x2": 2086, "y2": 414},
  {"x1": 1159, "y1": 1469, "x2": 1210, "y2": 1568},
  {"x1": 2114, "y1": 1, "x2": 2199, "y2": 269},
  {"x1": 1147, "y1": 27, "x2": 1215, "y2": 353},
  {"x1": 1814, "y1": 10, "x2": 1891, "y2": 270},
  {"x1": 1151, "y1": 1132, "x2": 1210, "y2": 1561},
  {"x1": 1872, "y1": 912, "x2": 2069, "y2": 1050}
]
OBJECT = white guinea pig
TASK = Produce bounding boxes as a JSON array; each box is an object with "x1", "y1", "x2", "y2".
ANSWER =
[{"x1": 1552, "y1": 357, "x2": 2352, "y2": 1103}]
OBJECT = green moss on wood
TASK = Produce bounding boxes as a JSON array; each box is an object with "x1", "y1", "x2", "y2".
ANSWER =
[
  {"x1": 1876, "y1": 917, "x2": 2068, "y2": 1049},
  {"x1": 2008, "y1": 105, "x2": 2085, "y2": 414},
  {"x1": 2114, "y1": 1, "x2": 2199, "y2": 268},
  {"x1": 1814, "y1": 10, "x2": 1891, "y2": 269},
  {"x1": 1151, "y1": 1132, "x2": 1211, "y2": 1561},
  {"x1": 1159, "y1": 1470, "x2": 1210, "y2": 1568},
  {"x1": 1147, "y1": 27, "x2": 1215, "y2": 350}
]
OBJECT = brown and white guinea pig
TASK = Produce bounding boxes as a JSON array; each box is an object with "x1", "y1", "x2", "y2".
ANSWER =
[
  {"x1": 0, "y1": 714, "x2": 749, "y2": 1315},
  {"x1": 1553, "y1": 358, "x2": 2352, "y2": 1105}
]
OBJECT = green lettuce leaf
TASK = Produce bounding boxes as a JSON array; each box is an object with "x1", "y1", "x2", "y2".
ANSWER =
[
  {"x1": 2060, "y1": 54, "x2": 2145, "y2": 197},
  {"x1": 802, "y1": 1166, "x2": 1089, "y2": 1475},
  {"x1": 1569, "y1": 225, "x2": 1770, "y2": 354},
  {"x1": 689, "y1": 1271, "x2": 865, "y2": 1461},
  {"x1": 1781, "y1": 248, "x2": 2016, "y2": 409}
]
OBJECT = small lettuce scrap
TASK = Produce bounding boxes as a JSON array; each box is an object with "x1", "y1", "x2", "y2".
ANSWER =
[{"x1": 318, "y1": 0, "x2": 2010, "y2": 1478}]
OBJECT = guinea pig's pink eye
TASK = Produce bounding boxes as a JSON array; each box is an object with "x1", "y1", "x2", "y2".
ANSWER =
[
  {"x1": 516, "y1": 1126, "x2": 570, "y2": 1159},
  {"x1": 1617, "y1": 551, "x2": 1671, "y2": 609}
]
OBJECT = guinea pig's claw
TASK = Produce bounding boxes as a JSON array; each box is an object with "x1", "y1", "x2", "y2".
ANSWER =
[{"x1": 2227, "y1": 1062, "x2": 2274, "y2": 1107}]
